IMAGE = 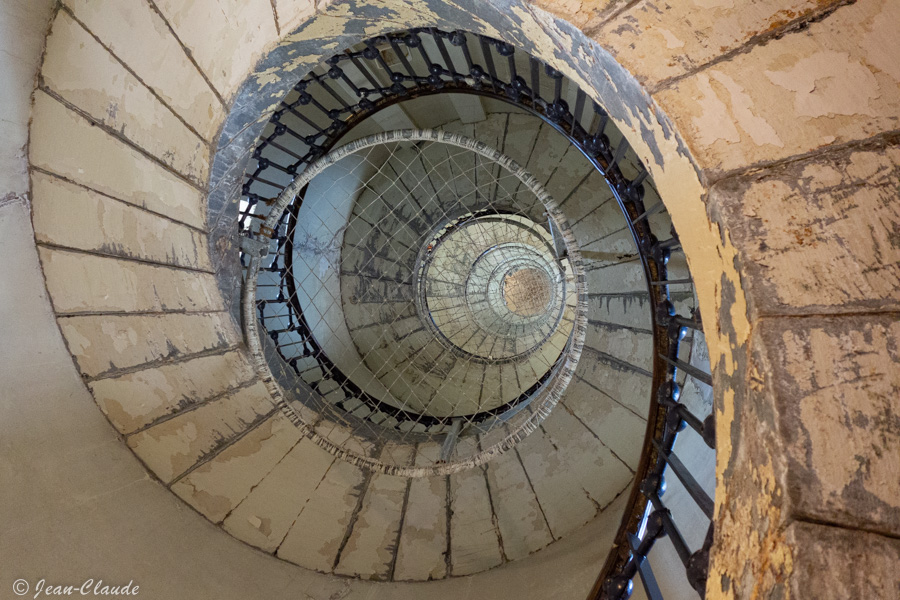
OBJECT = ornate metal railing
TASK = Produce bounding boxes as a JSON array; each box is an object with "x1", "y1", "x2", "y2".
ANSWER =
[{"x1": 238, "y1": 27, "x2": 715, "y2": 597}]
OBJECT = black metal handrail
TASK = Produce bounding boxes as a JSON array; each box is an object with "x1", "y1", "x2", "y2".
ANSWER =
[{"x1": 238, "y1": 27, "x2": 716, "y2": 596}]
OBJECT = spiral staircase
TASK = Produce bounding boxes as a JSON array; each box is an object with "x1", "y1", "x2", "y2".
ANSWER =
[{"x1": 218, "y1": 29, "x2": 717, "y2": 596}]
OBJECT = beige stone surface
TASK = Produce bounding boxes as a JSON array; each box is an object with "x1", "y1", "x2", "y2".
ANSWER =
[
  {"x1": 276, "y1": 458, "x2": 368, "y2": 572},
  {"x1": 89, "y1": 349, "x2": 255, "y2": 434},
  {"x1": 784, "y1": 521, "x2": 900, "y2": 598},
  {"x1": 335, "y1": 445, "x2": 414, "y2": 579},
  {"x1": 30, "y1": 90, "x2": 205, "y2": 229},
  {"x1": 585, "y1": 321, "x2": 653, "y2": 371},
  {"x1": 31, "y1": 172, "x2": 210, "y2": 270},
  {"x1": 39, "y1": 247, "x2": 222, "y2": 314},
  {"x1": 127, "y1": 380, "x2": 274, "y2": 482},
  {"x1": 541, "y1": 405, "x2": 633, "y2": 509},
  {"x1": 709, "y1": 142, "x2": 900, "y2": 316},
  {"x1": 449, "y1": 465, "x2": 504, "y2": 575},
  {"x1": 223, "y1": 437, "x2": 335, "y2": 551},
  {"x1": 485, "y1": 450, "x2": 554, "y2": 560},
  {"x1": 762, "y1": 315, "x2": 900, "y2": 536},
  {"x1": 153, "y1": 0, "x2": 278, "y2": 99},
  {"x1": 64, "y1": 0, "x2": 223, "y2": 141},
  {"x1": 273, "y1": 0, "x2": 317, "y2": 34},
  {"x1": 576, "y1": 352, "x2": 652, "y2": 417},
  {"x1": 531, "y1": 0, "x2": 620, "y2": 29},
  {"x1": 598, "y1": 0, "x2": 844, "y2": 88},
  {"x1": 656, "y1": 0, "x2": 900, "y2": 174},
  {"x1": 394, "y1": 443, "x2": 448, "y2": 581},
  {"x1": 516, "y1": 429, "x2": 597, "y2": 538},
  {"x1": 562, "y1": 379, "x2": 646, "y2": 470},
  {"x1": 42, "y1": 10, "x2": 208, "y2": 183},
  {"x1": 59, "y1": 312, "x2": 240, "y2": 377},
  {"x1": 172, "y1": 412, "x2": 303, "y2": 522},
  {"x1": 0, "y1": 0, "x2": 55, "y2": 196}
]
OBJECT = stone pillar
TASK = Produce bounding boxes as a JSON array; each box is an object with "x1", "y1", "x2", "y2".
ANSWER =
[{"x1": 705, "y1": 143, "x2": 900, "y2": 599}]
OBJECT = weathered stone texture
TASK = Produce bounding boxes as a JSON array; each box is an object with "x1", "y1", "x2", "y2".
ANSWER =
[
  {"x1": 276, "y1": 458, "x2": 368, "y2": 572},
  {"x1": 60, "y1": 312, "x2": 240, "y2": 378},
  {"x1": 394, "y1": 443, "x2": 448, "y2": 581},
  {"x1": 30, "y1": 90, "x2": 204, "y2": 229},
  {"x1": 562, "y1": 381, "x2": 646, "y2": 470},
  {"x1": 31, "y1": 173, "x2": 210, "y2": 271},
  {"x1": 273, "y1": 0, "x2": 316, "y2": 34},
  {"x1": 152, "y1": 0, "x2": 279, "y2": 99},
  {"x1": 784, "y1": 521, "x2": 900, "y2": 599},
  {"x1": 711, "y1": 312, "x2": 899, "y2": 600},
  {"x1": 710, "y1": 141, "x2": 900, "y2": 316},
  {"x1": 42, "y1": 10, "x2": 209, "y2": 183},
  {"x1": 88, "y1": 350, "x2": 255, "y2": 434},
  {"x1": 760, "y1": 314, "x2": 900, "y2": 536},
  {"x1": 531, "y1": 0, "x2": 620, "y2": 29},
  {"x1": 223, "y1": 437, "x2": 334, "y2": 551},
  {"x1": 171, "y1": 413, "x2": 301, "y2": 522},
  {"x1": 64, "y1": 0, "x2": 223, "y2": 141},
  {"x1": 449, "y1": 466, "x2": 504, "y2": 575},
  {"x1": 655, "y1": 0, "x2": 900, "y2": 174},
  {"x1": 127, "y1": 380, "x2": 274, "y2": 482},
  {"x1": 597, "y1": 0, "x2": 848, "y2": 88},
  {"x1": 485, "y1": 451, "x2": 554, "y2": 560},
  {"x1": 335, "y1": 445, "x2": 414, "y2": 579},
  {"x1": 39, "y1": 248, "x2": 222, "y2": 314}
]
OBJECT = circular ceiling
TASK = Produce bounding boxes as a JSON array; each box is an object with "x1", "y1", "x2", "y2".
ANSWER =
[{"x1": 244, "y1": 130, "x2": 587, "y2": 476}]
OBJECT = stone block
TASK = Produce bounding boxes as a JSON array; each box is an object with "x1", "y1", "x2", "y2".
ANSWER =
[
  {"x1": 515, "y1": 429, "x2": 598, "y2": 538},
  {"x1": 782, "y1": 521, "x2": 900, "y2": 599},
  {"x1": 59, "y1": 312, "x2": 240, "y2": 378},
  {"x1": 586, "y1": 293, "x2": 653, "y2": 331},
  {"x1": 576, "y1": 349, "x2": 653, "y2": 416},
  {"x1": 30, "y1": 91, "x2": 204, "y2": 229},
  {"x1": 39, "y1": 248, "x2": 222, "y2": 314},
  {"x1": 655, "y1": 0, "x2": 900, "y2": 174},
  {"x1": 171, "y1": 412, "x2": 302, "y2": 522},
  {"x1": 393, "y1": 444, "x2": 448, "y2": 581},
  {"x1": 42, "y1": 10, "x2": 208, "y2": 183},
  {"x1": 153, "y1": 0, "x2": 278, "y2": 99},
  {"x1": 541, "y1": 404, "x2": 634, "y2": 509},
  {"x1": 598, "y1": 0, "x2": 844, "y2": 88},
  {"x1": 531, "y1": 0, "x2": 620, "y2": 29},
  {"x1": 127, "y1": 380, "x2": 275, "y2": 482},
  {"x1": 65, "y1": 0, "x2": 222, "y2": 141},
  {"x1": 709, "y1": 142, "x2": 900, "y2": 316},
  {"x1": 562, "y1": 378, "x2": 646, "y2": 470},
  {"x1": 222, "y1": 437, "x2": 334, "y2": 551},
  {"x1": 757, "y1": 314, "x2": 900, "y2": 536},
  {"x1": 276, "y1": 458, "x2": 368, "y2": 572},
  {"x1": 485, "y1": 450, "x2": 554, "y2": 560},
  {"x1": 31, "y1": 172, "x2": 210, "y2": 270},
  {"x1": 89, "y1": 349, "x2": 255, "y2": 434},
  {"x1": 583, "y1": 259, "x2": 647, "y2": 294},
  {"x1": 584, "y1": 320, "x2": 654, "y2": 371},
  {"x1": 449, "y1": 465, "x2": 503, "y2": 575},
  {"x1": 273, "y1": 0, "x2": 316, "y2": 34},
  {"x1": 334, "y1": 444, "x2": 414, "y2": 579}
]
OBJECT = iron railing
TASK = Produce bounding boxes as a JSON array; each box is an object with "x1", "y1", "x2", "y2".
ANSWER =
[{"x1": 238, "y1": 27, "x2": 716, "y2": 597}]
